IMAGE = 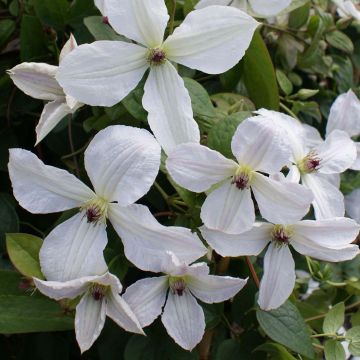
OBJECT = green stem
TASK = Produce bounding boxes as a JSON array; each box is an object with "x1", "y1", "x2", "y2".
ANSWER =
[
  {"x1": 154, "y1": 182, "x2": 169, "y2": 202},
  {"x1": 19, "y1": 222, "x2": 45, "y2": 238},
  {"x1": 168, "y1": 0, "x2": 177, "y2": 34},
  {"x1": 68, "y1": 116, "x2": 80, "y2": 177},
  {"x1": 280, "y1": 102, "x2": 299, "y2": 119}
]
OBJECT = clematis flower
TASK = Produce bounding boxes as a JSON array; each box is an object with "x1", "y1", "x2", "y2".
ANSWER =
[
  {"x1": 8, "y1": 125, "x2": 206, "y2": 281},
  {"x1": 56, "y1": 0, "x2": 259, "y2": 154},
  {"x1": 201, "y1": 217, "x2": 360, "y2": 310},
  {"x1": 123, "y1": 252, "x2": 247, "y2": 350},
  {"x1": 34, "y1": 272, "x2": 144, "y2": 353},
  {"x1": 326, "y1": 89, "x2": 360, "y2": 170},
  {"x1": 332, "y1": 0, "x2": 360, "y2": 22},
  {"x1": 7, "y1": 35, "x2": 82, "y2": 145},
  {"x1": 195, "y1": 0, "x2": 291, "y2": 18},
  {"x1": 166, "y1": 116, "x2": 313, "y2": 234},
  {"x1": 255, "y1": 109, "x2": 357, "y2": 219}
]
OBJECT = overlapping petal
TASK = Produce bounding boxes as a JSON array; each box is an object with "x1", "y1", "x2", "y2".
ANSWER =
[
  {"x1": 106, "y1": 0, "x2": 169, "y2": 47},
  {"x1": 249, "y1": 0, "x2": 291, "y2": 17},
  {"x1": 39, "y1": 213, "x2": 108, "y2": 281},
  {"x1": 164, "y1": 6, "x2": 259, "y2": 74},
  {"x1": 258, "y1": 243, "x2": 296, "y2": 311},
  {"x1": 57, "y1": 41, "x2": 149, "y2": 106},
  {"x1": 143, "y1": 61, "x2": 200, "y2": 154},
  {"x1": 252, "y1": 173, "x2": 313, "y2": 224},
  {"x1": 84, "y1": 125, "x2": 161, "y2": 205},
  {"x1": 345, "y1": 188, "x2": 360, "y2": 222},
  {"x1": 59, "y1": 34, "x2": 78, "y2": 63},
  {"x1": 108, "y1": 204, "x2": 207, "y2": 272},
  {"x1": 200, "y1": 223, "x2": 271, "y2": 256},
  {"x1": 162, "y1": 290, "x2": 205, "y2": 351},
  {"x1": 166, "y1": 143, "x2": 238, "y2": 192},
  {"x1": 8, "y1": 149, "x2": 94, "y2": 213},
  {"x1": 200, "y1": 180, "x2": 255, "y2": 234}
]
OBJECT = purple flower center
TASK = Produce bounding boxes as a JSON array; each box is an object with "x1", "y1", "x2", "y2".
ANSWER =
[{"x1": 170, "y1": 279, "x2": 186, "y2": 296}]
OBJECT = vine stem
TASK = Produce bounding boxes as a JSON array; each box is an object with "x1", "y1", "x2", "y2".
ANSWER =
[
  {"x1": 168, "y1": 0, "x2": 177, "y2": 34},
  {"x1": 68, "y1": 115, "x2": 80, "y2": 177},
  {"x1": 280, "y1": 102, "x2": 299, "y2": 119},
  {"x1": 245, "y1": 256, "x2": 260, "y2": 288}
]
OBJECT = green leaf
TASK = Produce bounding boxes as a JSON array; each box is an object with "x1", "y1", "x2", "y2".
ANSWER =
[
  {"x1": 276, "y1": 69, "x2": 293, "y2": 95},
  {"x1": 346, "y1": 326, "x2": 360, "y2": 355},
  {"x1": 0, "y1": 194, "x2": 19, "y2": 241},
  {"x1": 325, "y1": 30, "x2": 354, "y2": 53},
  {"x1": 211, "y1": 93, "x2": 255, "y2": 116},
  {"x1": 288, "y1": 1, "x2": 310, "y2": 29},
  {"x1": 0, "y1": 19, "x2": 15, "y2": 49},
  {"x1": 255, "y1": 342, "x2": 297, "y2": 359},
  {"x1": 33, "y1": 0, "x2": 69, "y2": 30},
  {"x1": 333, "y1": 55, "x2": 354, "y2": 93},
  {"x1": 84, "y1": 16, "x2": 126, "y2": 41},
  {"x1": 6, "y1": 233, "x2": 44, "y2": 279},
  {"x1": 324, "y1": 340, "x2": 346, "y2": 360},
  {"x1": 183, "y1": 77, "x2": 217, "y2": 132},
  {"x1": 323, "y1": 302, "x2": 345, "y2": 334},
  {"x1": 256, "y1": 301, "x2": 315, "y2": 358},
  {"x1": 242, "y1": 30, "x2": 279, "y2": 110},
  {"x1": 0, "y1": 270, "x2": 73, "y2": 333},
  {"x1": 207, "y1": 112, "x2": 251, "y2": 159},
  {"x1": 214, "y1": 339, "x2": 242, "y2": 359},
  {"x1": 122, "y1": 83, "x2": 147, "y2": 121}
]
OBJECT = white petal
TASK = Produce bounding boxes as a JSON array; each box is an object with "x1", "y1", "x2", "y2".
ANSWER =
[
  {"x1": 106, "y1": 0, "x2": 169, "y2": 47},
  {"x1": 249, "y1": 0, "x2": 291, "y2": 17},
  {"x1": 166, "y1": 143, "x2": 238, "y2": 192},
  {"x1": 287, "y1": 165, "x2": 301, "y2": 183},
  {"x1": 57, "y1": 41, "x2": 149, "y2": 107},
  {"x1": 108, "y1": 203, "x2": 207, "y2": 272},
  {"x1": 231, "y1": 116, "x2": 291, "y2": 173},
  {"x1": 351, "y1": 142, "x2": 360, "y2": 170},
  {"x1": 164, "y1": 6, "x2": 259, "y2": 74},
  {"x1": 8, "y1": 149, "x2": 94, "y2": 214},
  {"x1": 316, "y1": 130, "x2": 356, "y2": 174},
  {"x1": 59, "y1": 34, "x2": 78, "y2": 63},
  {"x1": 162, "y1": 290, "x2": 205, "y2": 351},
  {"x1": 201, "y1": 180, "x2": 255, "y2": 234},
  {"x1": 302, "y1": 173, "x2": 345, "y2": 219},
  {"x1": 75, "y1": 293, "x2": 106, "y2": 353},
  {"x1": 258, "y1": 244, "x2": 295, "y2": 311},
  {"x1": 195, "y1": 0, "x2": 232, "y2": 9},
  {"x1": 33, "y1": 276, "x2": 99, "y2": 300},
  {"x1": 123, "y1": 276, "x2": 168, "y2": 327},
  {"x1": 143, "y1": 62, "x2": 200, "y2": 154},
  {"x1": 291, "y1": 218, "x2": 360, "y2": 262},
  {"x1": 84, "y1": 125, "x2": 160, "y2": 205},
  {"x1": 317, "y1": 173, "x2": 341, "y2": 188},
  {"x1": 326, "y1": 90, "x2": 360, "y2": 137},
  {"x1": 40, "y1": 213, "x2": 108, "y2": 281},
  {"x1": 187, "y1": 274, "x2": 247, "y2": 303},
  {"x1": 303, "y1": 124, "x2": 323, "y2": 149},
  {"x1": 252, "y1": 173, "x2": 313, "y2": 224},
  {"x1": 200, "y1": 223, "x2": 271, "y2": 256},
  {"x1": 35, "y1": 100, "x2": 72, "y2": 145},
  {"x1": 106, "y1": 292, "x2": 144, "y2": 334},
  {"x1": 94, "y1": 0, "x2": 106, "y2": 14},
  {"x1": 7, "y1": 63, "x2": 64, "y2": 101},
  {"x1": 346, "y1": 188, "x2": 360, "y2": 222},
  {"x1": 343, "y1": 0, "x2": 360, "y2": 21}
]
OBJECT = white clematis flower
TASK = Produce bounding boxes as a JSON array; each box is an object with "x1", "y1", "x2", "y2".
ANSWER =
[
  {"x1": 332, "y1": 0, "x2": 360, "y2": 22},
  {"x1": 256, "y1": 109, "x2": 357, "y2": 219},
  {"x1": 7, "y1": 35, "x2": 83, "y2": 145},
  {"x1": 123, "y1": 252, "x2": 247, "y2": 350},
  {"x1": 8, "y1": 125, "x2": 206, "y2": 280},
  {"x1": 195, "y1": 0, "x2": 291, "y2": 18},
  {"x1": 166, "y1": 116, "x2": 313, "y2": 234},
  {"x1": 34, "y1": 272, "x2": 144, "y2": 353},
  {"x1": 201, "y1": 217, "x2": 360, "y2": 310},
  {"x1": 56, "y1": 0, "x2": 259, "y2": 154},
  {"x1": 326, "y1": 89, "x2": 360, "y2": 170}
]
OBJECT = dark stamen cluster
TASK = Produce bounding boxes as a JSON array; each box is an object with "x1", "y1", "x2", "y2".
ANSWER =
[{"x1": 232, "y1": 173, "x2": 250, "y2": 190}]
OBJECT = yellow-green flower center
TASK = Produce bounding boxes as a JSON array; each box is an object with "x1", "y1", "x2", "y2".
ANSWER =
[
  {"x1": 271, "y1": 224, "x2": 293, "y2": 246},
  {"x1": 169, "y1": 276, "x2": 187, "y2": 296},
  {"x1": 297, "y1": 151, "x2": 321, "y2": 174},
  {"x1": 89, "y1": 283, "x2": 109, "y2": 301},
  {"x1": 81, "y1": 197, "x2": 109, "y2": 224},
  {"x1": 147, "y1": 47, "x2": 167, "y2": 66},
  {"x1": 232, "y1": 165, "x2": 254, "y2": 190}
]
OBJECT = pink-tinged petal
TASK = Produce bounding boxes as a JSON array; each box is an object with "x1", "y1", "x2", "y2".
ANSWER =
[
  {"x1": 200, "y1": 223, "x2": 271, "y2": 257},
  {"x1": 143, "y1": 62, "x2": 200, "y2": 155},
  {"x1": 106, "y1": 0, "x2": 169, "y2": 47},
  {"x1": 7, "y1": 63, "x2": 63, "y2": 101},
  {"x1": 84, "y1": 125, "x2": 160, "y2": 205},
  {"x1": 108, "y1": 204, "x2": 207, "y2": 272},
  {"x1": 57, "y1": 41, "x2": 149, "y2": 107},
  {"x1": 8, "y1": 149, "x2": 94, "y2": 214},
  {"x1": 123, "y1": 276, "x2": 168, "y2": 327},
  {"x1": 258, "y1": 243, "x2": 295, "y2": 311},
  {"x1": 187, "y1": 274, "x2": 247, "y2": 303},
  {"x1": 75, "y1": 292, "x2": 106, "y2": 353},
  {"x1": 162, "y1": 290, "x2": 205, "y2": 351},
  {"x1": 164, "y1": 6, "x2": 258, "y2": 74},
  {"x1": 201, "y1": 180, "x2": 255, "y2": 234},
  {"x1": 302, "y1": 173, "x2": 345, "y2": 219},
  {"x1": 59, "y1": 34, "x2": 78, "y2": 63},
  {"x1": 316, "y1": 130, "x2": 356, "y2": 174},
  {"x1": 252, "y1": 172, "x2": 313, "y2": 224},
  {"x1": 40, "y1": 213, "x2": 108, "y2": 281},
  {"x1": 166, "y1": 143, "x2": 238, "y2": 192}
]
